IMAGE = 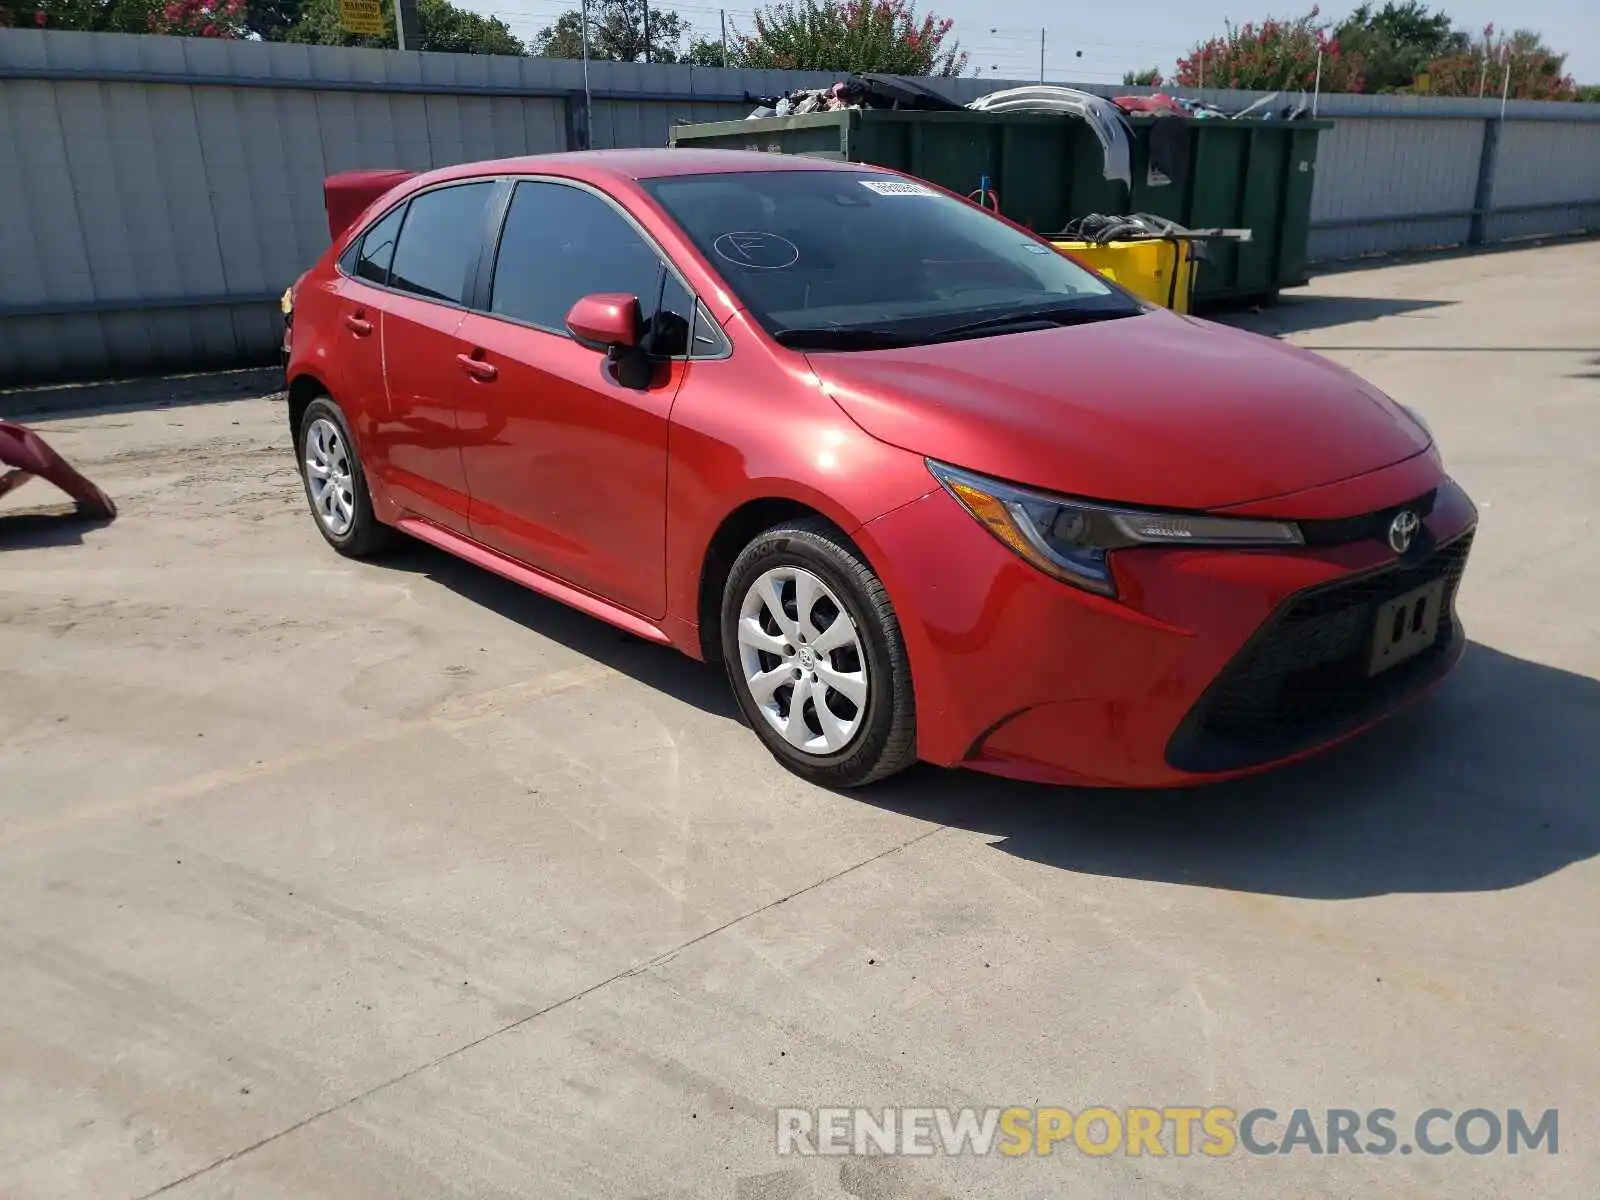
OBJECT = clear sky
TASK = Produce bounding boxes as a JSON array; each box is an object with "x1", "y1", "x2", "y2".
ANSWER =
[{"x1": 466, "y1": 0, "x2": 1598, "y2": 85}]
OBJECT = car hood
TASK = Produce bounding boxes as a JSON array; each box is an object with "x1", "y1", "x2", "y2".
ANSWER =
[{"x1": 808, "y1": 309, "x2": 1431, "y2": 511}]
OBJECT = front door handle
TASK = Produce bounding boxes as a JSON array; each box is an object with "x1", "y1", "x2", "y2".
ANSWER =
[
  {"x1": 456, "y1": 352, "x2": 498, "y2": 382},
  {"x1": 344, "y1": 314, "x2": 373, "y2": 336}
]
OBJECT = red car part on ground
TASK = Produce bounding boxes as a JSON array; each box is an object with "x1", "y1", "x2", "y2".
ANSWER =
[
  {"x1": 0, "y1": 421, "x2": 117, "y2": 520},
  {"x1": 283, "y1": 149, "x2": 1474, "y2": 789}
]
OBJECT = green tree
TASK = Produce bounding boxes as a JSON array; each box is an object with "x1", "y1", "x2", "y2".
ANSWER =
[
  {"x1": 1334, "y1": 1, "x2": 1464, "y2": 92},
  {"x1": 683, "y1": 34, "x2": 729, "y2": 66},
  {"x1": 729, "y1": 0, "x2": 967, "y2": 75},
  {"x1": 1423, "y1": 25, "x2": 1575, "y2": 99},
  {"x1": 286, "y1": 0, "x2": 522, "y2": 52},
  {"x1": 243, "y1": 0, "x2": 306, "y2": 40},
  {"x1": 1121, "y1": 67, "x2": 1163, "y2": 86},
  {"x1": 531, "y1": 0, "x2": 695, "y2": 63},
  {"x1": 1576, "y1": 83, "x2": 1600, "y2": 103}
]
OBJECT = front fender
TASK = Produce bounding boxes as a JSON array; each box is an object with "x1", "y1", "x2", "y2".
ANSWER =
[{"x1": 662, "y1": 357, "x2": 936, "y2": 652}]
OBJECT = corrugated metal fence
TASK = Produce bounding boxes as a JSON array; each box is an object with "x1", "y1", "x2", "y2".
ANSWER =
[
  {"x1": 1304, "y1": 96, "x2": 1600, "y2": 259},
  {"x1": 2, "y1": 29, "x2": 1598, "y2": 384}
]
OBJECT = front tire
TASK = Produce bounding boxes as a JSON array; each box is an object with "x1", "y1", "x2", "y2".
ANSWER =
[
  {"x1": 721, "y1": 519, "x2": 916, "y2": 788},
  {"x1": 296, "y1": 396, "x2": 396, "y2": 559}
]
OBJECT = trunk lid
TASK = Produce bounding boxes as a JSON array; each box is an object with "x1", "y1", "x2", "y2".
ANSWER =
[{"x1": 323, "y1": 169, "x2": 416, "y2": 242}]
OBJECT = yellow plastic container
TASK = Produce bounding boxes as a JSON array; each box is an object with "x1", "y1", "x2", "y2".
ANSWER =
[{"x1": 1051, "y1": 238, "x2": 1196, "y2": 313}]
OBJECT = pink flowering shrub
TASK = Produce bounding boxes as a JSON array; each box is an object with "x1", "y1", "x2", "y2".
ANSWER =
[{"x1": 733, "y1": 0, "x2": 967, "y2": 75}]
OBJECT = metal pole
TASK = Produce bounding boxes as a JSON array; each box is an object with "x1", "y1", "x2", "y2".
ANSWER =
[
  {"x1": 395, "y1": 0, "x2": 419, "y2": 50},
  {"x1": 1477, "y1": 48, "x2": 1488, "y2": 97},
  {"x1": 1312, "y1": 49, "x2": 1322, "y2": 116},
  {"x1": 580, "y1": 0, "x2": 593, "y2": 145},
  {"x1": 720, "y1": 9, "x2": 729, "y2": 67},
  {"x1": 1498, "y1": 44, "x2": 1511, "y2": 117},
  {"x1": 1039, "y1": 29, "x2": 1045, "y2": 84},
  {"x1": 643, "y1": 0, "x2": 651, "y2": 63}
]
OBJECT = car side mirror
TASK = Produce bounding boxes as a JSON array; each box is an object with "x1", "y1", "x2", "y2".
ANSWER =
[
  {"x1": 566, "y1": 293, "x2": 656, "y2": 389},
  {"x1": 565, "y1": 293, "x2": 642, "y2": 352}
]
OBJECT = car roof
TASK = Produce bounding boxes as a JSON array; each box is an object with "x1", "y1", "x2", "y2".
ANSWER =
[{"x1": 411, "y1": 148, "x2": 877, "y2": 189}]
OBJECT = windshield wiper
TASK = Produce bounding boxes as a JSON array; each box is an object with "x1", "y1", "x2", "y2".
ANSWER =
[
  {"x1": 774, "y1": 305, "x2": 1137, "y2": 351},
  {"x1": 772, "y1": 326, "x2": 919, "y2": 350},
  {"x1": 924, "y1": 304, "x2": 1137, "y2": 342}
]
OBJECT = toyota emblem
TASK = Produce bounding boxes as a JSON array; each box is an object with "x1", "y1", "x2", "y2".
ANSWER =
[{"x1": 1388, "y1": 509, "x2": 1420, "y2": 554}]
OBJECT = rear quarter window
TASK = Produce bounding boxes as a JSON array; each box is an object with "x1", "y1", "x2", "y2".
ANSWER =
[{"x1": 347, "y1": 203, "x2": 406, "y2": 287}]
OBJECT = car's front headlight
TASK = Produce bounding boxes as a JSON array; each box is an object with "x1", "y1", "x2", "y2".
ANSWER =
[{"x1": 927, "y1": 460, "x2": 1303, "y2": 597}]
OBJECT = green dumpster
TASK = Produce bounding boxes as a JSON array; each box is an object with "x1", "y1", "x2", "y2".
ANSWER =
[{"x1": 668, "y1": 109, "x2": 1329, "y2": 307}]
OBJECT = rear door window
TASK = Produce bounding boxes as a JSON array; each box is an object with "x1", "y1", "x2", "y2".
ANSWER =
[
  {"x1": 351, "y1": 204, "x2": 406, "y2": 286},
  {"x1": 388, "y1": 182, "x2": 495, "y2": 305}
]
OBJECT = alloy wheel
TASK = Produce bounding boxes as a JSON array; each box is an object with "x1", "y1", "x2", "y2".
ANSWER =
[
  {"x1": 736, "y1": 565, "x2": 869, "y2": 755},
  {"x1": 303, "y1": 416, "x2": 355, "y2": 537}
]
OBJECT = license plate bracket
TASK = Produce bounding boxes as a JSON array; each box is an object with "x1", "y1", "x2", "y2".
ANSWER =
[{"x1": 1369, "y1": 579, "x2": 1447, "y2": 675}]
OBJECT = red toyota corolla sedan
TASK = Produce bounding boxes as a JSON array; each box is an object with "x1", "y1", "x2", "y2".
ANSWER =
[{"x1": 283, "y1": 148, "x2": 1475, "y2": 789}]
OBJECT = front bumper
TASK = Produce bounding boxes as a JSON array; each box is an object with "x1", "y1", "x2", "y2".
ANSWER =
[
  {"x1": 856, "y1": 464, "x2": 1477, "y2": 788},
  {"x1": 1164, "y1": 528, "x2": 1471, "y2": 773}
]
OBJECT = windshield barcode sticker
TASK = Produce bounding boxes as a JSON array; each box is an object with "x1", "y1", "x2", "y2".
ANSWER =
[{"x1": 860, "y1": 180, "x2": 937, "y2": 197}]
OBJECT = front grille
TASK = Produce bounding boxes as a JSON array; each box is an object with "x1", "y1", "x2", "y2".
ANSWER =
[{"x1": 1167, "y1": 530, "x2": 1473, "y2": 772}]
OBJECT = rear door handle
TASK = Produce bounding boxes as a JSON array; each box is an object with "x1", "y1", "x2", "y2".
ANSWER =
[
  {"x1": 456, "y1": 353, "x2": 498, "y2": 382},
  {"x1": 344, "y1": 315, "x2": 373, "y2": 336}
]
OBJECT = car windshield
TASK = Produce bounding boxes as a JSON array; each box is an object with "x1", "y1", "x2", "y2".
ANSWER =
[{"x1": 641, "y1": 169, "x2": 1142, "y2": 349}]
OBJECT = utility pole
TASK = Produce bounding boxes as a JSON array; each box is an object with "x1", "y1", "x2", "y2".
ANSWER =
[
  {"x1": 720, "y1": 9, "x2": 729, "y2": 67},
  {"x1": 1039, "y1": 29, "x2": 1045, "y2": 83},
  {"x1": 580, "y1": 0, "x2": 593, "y2": 148},
  {"x1": 395, "y1": 0, "x2": 419, "y2": 50},
  {"x1": 643, "y1": 0, "x2": 652, "y2": 64}
]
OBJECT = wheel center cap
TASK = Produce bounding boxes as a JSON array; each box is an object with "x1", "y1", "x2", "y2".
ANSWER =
[{"x1": 797, "y1": 647, "x2": 816, "y2": 670}]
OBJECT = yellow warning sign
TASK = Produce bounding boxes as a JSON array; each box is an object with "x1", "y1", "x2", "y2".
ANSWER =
[{"x1": 339, "y1": 0, "x2": 387, "y2": 36}]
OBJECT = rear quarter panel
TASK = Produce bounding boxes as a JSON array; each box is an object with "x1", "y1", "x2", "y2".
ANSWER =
[
  {"x1": 286, "y1": 262, "x2": 347, "y2": 404},
  {"x1": 287, "y1": 257, "x2": 405, "y2": 523}
]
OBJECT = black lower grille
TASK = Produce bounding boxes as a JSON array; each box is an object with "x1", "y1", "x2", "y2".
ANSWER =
[{"x1": 1167, "y1": 530, "x2": 1474, "y2": 772}]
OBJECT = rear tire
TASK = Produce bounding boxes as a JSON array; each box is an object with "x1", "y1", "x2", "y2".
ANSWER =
[
  {"x1": 721, "y1": 518, "x2": 916, "y2": 788},
  {"x1": 296, "y1": 396, "x2": 397, "y2": 559}
]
